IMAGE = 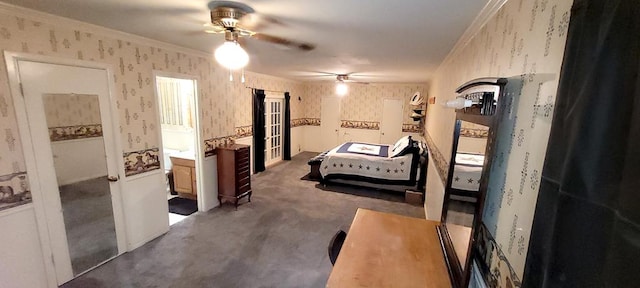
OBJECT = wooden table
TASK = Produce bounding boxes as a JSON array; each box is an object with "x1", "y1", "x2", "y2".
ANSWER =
[{"x1": 326, "y1": 209, "x2": 452, "y2": 288}]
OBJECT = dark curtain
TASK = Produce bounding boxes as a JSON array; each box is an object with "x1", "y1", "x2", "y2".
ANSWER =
[
  {"x1": 252, "y1": 89, "x2": 266, "y2": 173},
  {"x1": 283, "y1": 92, "x2": 291, "y2": 160},
  {"x1": 524, "y1": 0, "x2": 640, "y2": 287}
]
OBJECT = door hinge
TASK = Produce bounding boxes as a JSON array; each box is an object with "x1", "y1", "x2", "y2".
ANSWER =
[
  {"x1": 19, "y1": 83, "x2": 24, "y2": 97},
  {"x1": 51, "y1": 253, "x2": 55, "y2": 265}
]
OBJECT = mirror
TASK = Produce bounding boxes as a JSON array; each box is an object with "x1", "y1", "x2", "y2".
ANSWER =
[
  {"x1": 445, "y1": 121, "x2": 488, "y2": 261},
  {"x1": 440, "y1": 118, "x2": 493, "y2": 288},
  {"x1": 43, "y1": 93, "x2": 118, "y2": 275},
  {"x1": 438, "y1": 78, "x2": 506, "y2": 288}
]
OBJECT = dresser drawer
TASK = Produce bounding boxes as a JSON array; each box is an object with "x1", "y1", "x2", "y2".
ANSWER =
[
  {"x1": 238, "y1": 182, "x2": 251, "y2": 194},
  {"x1": 236, "y1": 153, "x2": 249, "y2": 165},
  {"x1": 237, "y1": 173, "x2": 250, "y2": 185},
  {"x1": 236, "y1": 147, "x2": 249, "y2": 155},
  {"x1": 237, "y1": 169, "x2": 250, "y2": 181},
  {"x1": 237, "y1": 160, "x2": 250, "y2": 171}
]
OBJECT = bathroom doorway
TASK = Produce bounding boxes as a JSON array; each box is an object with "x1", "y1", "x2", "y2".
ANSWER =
[{"x1": 154, "y1": 75, "x2": 200, "y2": 225}]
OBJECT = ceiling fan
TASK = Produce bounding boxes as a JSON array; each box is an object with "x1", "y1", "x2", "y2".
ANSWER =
[
  {"x1": 205, "y1": 1, "x2": 315, "y2": 53},
  {"x1": 323, "y1": 73, "x2": 369, "y2": 96},
  {"x1": 295, "y1": 71, "x2": 372, "y2": 84},
  {"x1": 335, "y1": 74, "x2": 370, "y2": 85}
]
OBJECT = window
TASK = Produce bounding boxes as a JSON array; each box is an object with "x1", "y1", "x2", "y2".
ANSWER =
[{"x1": 156, "y1": 77, "x2": 194, "y2": 129}]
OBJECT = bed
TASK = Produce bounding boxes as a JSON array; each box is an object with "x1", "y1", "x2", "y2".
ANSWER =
[
  {"x1": 317, "y1": 136, "x2": 427, "y2": 192},
  {"x1": 450, "y1": 152, "x2": 485, "y2": 198}
]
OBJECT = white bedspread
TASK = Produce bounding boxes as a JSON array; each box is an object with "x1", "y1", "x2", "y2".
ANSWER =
[
  {"x1": 320, "y1": 143, "x2": 416, "y2": 181},
  {"x1": 451, "y1": 153, "x2": 484, "y2": 191}
]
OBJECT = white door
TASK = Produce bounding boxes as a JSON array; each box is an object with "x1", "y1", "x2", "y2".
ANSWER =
[
  {"x1": 17, "y1": 61, "x2": 125, "y2": 284},
  {"x1": 380, "y1": 99, "x2": 404, "y2": 144},
  {"x1": 265, "y1": 98, "x2": 283, "y2": 166},
  {"x1": 321, "y1": 97, "x2": 341, "y2": 151}
]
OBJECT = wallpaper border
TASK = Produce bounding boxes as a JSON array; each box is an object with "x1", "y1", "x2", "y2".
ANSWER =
[
  {"x1": 49, "y1": 124, "x2": 103, "y2": 141},
  {"x1": 0, "y1": 171, "x2": 31, "y2": 212},
  {"x1": 235, "y1": 125, "x2": 252, "y2": 138},
  {"x1": 477, "y1": 223, "x2": 522, "y2": 288},
  {"x1": 402, "y1": 123, "x2": 422, "y2": 133},
  {"x1": 424, "y1": 131, "x2": 449, "y2": 185},
  {"x1": 123, "y1": 148, "x2": 160, "y2": 177},
  {"x1": 341, "y1": 120, "x2": 379, "y2": 130},
  {"x1": 204, "y1": 135, "x2": 235, "y2": 157},
  {"x1": 460, "y1": 127, "x2": 489, "y2": 138},
  {"x1": 292, "y1": 118, "x2": 320, "y2": 127}
]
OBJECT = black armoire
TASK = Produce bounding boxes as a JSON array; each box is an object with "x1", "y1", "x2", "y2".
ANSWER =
[{"x1": 524, "y1": 0, "x2": 640, "y2": 287}]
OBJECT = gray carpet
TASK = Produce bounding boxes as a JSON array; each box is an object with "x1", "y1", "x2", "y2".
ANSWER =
[{"x1": 62, "y1": 152, "x2": 424, "y2": 288}]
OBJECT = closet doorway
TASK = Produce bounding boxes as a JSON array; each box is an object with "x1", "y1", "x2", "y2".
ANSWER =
[
  {"x1": 7, "y1": 53, "x2": 127, "y2": 285},
  {"x1": 380, "y1": 99, "x2": 403, "y2": 144},
  {"x1": 154, "y1": 75, "x2": 201, "y2": 225},
  {"x1": 265, "y1": 97, "x2": 284, "y2": 167},
  {"x1": 321, "y1": 97, "x2": 341, "y2": 151}
]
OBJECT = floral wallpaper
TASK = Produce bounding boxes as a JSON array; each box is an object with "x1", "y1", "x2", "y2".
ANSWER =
[
  {"x1": 304, "y1": 82, "x2": 427, "y2": 126},
  {"x1": 0, "y1": 4, "x2": 311, "y2": 208},
  {"x1": 424, "y1": 0, "x2": 573, "y2": 286},
  {"x1": 0, "y1": 8, "x2": 224, "y2": 179},
  {"x1": 232, "y1": 73, "x2": 306, "y2": 129},
  {"x1": 43, "y1": 93, "x2": 104, "y2": 141}
]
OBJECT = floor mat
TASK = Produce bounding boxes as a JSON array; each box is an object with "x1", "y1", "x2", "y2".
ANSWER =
[{"x1": 168, "y1": 197, "x2": 198, "y2": 216}]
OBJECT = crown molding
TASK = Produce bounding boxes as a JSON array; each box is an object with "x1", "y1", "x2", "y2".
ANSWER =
[
  {"x1": 437, "y1": 0, "x2": 509, "y2": 72},
  {"x1": 0, "y1": 1, "x2": 212, "y2": 59}
]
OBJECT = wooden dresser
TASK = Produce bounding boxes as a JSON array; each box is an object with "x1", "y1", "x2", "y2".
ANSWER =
[{"x1": 216, "y1": 144, "x2": 252, "y2": 208}]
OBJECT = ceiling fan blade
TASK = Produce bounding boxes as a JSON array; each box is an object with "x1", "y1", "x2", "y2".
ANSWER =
[
  {"x1": 345, "y1": 80, "x2": 370, "y2": 85},
  {"x1": 251, "y1": 33, "x2": 315, "y2": 51},
  {"x1": 238, "y1": 13, "x2": 284, "y2": 32},
  {"x1": 203, "y1": 23, "x2": 226, "y2": 34}
]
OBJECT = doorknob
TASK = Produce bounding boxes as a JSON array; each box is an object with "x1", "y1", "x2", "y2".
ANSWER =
[{"x1": 107, "y1": 175, "x2": 119, "y2": 182}]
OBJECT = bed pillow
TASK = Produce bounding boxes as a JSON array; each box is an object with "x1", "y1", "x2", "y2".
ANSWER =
[{"x1": 390, "y1": 136, "x2": 413, "y2": 158}]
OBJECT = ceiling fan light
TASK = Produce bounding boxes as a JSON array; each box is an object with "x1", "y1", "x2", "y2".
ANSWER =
[
  {"x1": 336, "y1": 82, "x2": 348, "y2": 96},
  {"x1": 215, "y1": 41, "x2": 249, "y2": 70}
]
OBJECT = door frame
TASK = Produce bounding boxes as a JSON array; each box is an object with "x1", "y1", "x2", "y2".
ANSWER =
[
  {"x1": 4, "y1": 51, "x2": 127, "y2": 286},
  {"x1": 264, "y1": 96, "x2": 284, "y2": 167},
  {"x1": 151, "y1": 71, "x2": 208, "y2": 211}
]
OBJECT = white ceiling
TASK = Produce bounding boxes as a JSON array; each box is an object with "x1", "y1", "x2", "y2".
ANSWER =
[{"x1": 3, "y1": 0, "x2": 489, "y2": 83}]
